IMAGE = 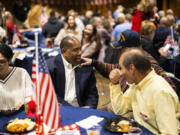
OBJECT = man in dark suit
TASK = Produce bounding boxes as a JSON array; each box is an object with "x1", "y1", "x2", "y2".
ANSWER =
[{"x1": 47, "y1": 36, "x2": 98, "y2": 109}]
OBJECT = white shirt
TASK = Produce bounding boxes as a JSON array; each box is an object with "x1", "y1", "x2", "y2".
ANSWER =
[
  {"x1": 61, "y1": 55, "x2": 79, "y2": 106},
  {"x1": 0, "y1": 67, "x2": 33, "y2": 111}
]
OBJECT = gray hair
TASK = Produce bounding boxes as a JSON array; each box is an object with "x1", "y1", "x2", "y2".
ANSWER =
[{"x1": 122, "y1": 48, "x2": 151, "y2": 74}]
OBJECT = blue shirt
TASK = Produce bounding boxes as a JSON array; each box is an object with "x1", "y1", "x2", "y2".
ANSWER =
[{"x1": 112, "y1": 23, "x2": 132, "y2": 41}]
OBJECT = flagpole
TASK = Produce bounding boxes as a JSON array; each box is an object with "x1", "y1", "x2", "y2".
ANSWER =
[
  {"x1": 35, "y1": 32, "x2": 41, "y2": 114},
  {"x1": 171, "y1": 26, "x2": 174, "y2": 45}
]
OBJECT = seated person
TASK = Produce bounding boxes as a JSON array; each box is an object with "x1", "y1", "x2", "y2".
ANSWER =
[
  {"x1": 81, "y1": 30, "x2": 176, "y2": 92},
  {"x1": 0, "y1": 44, "x2": 33, "y2": 115},
  {"x1": 47, "y1": 36, "x2": 98, "y2": 108},
  {"x1": 109, "y1": 48, "x2": 180, "y2": 134}
]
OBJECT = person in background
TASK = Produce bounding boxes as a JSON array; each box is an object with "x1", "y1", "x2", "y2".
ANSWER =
[
  {"x1": 12, "y1": 0, "x2": 30, "y2": 29},
  {"x1": 112, "y1": 13, "x2": 132, "y2": 41},
  {"x1": 166, "y1": 14, "x2": 176, "y2": 28},
  {"x1": 140, "y1": 20, "x2": 157, "y2": 59},
  {"x1": 5, "y1": 11, "x2": 19, "y2": 44},
  {"x1": 0, "y1": 26, "x2": 6, "y2": 43},
  {"x1": 54, "y1": 15, "x2": 82, "y2": 45},
  {"x1": 166, "y1": 9, "x2": 178, "y2": 23},
  {"x1": 131, "y1": 0, "x2": 156, "y2": 33},
  {"x1": 81, "y1": 24, "x2": 101, "y2": 59},
  {"x1": 93, "y1": 17, "x2": 111, "y2": 62},
  {"x1": 68, "y1": 10, "x2": 85, "y2": 31},
  {"x1": 42, "y1": 11, "x2": 64, "y2": 47},
  {"x1": 158, "y1": 16, "x2": 169, "y2": 27},
  {"x1": 109, "y1": 48, "x2": 180, "y2": 134},
  {"x1": 81, "y1": 30, "x2": 176, "y2": 92},
  {"x1": 47, "y1": 36, "x2": 98, "y2": 108},
  {"x1": 0, "y1": 44, "x2": 33, "y2": 115},
  {"x1": 113, "y1": 5, "x2": 124, "y2": 19},
  {"x1": 84, "y1": 10, "x2": 94, "y2": 25},
  {"x1": 158, "y1": 10, "x2": 165, "y2": 20}
]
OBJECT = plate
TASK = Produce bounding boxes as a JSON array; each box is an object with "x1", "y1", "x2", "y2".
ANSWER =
[
  {"x1": 4, "y1": 118, "x2": 35, "y2": 134},
  {"x1": 103, "y1": 116, "x2": 141, "y2": 134}
]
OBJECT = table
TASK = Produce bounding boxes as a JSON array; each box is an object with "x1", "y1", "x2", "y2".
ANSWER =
[
  {"x1": 13, "y1": 47, "x2": 61, "y2": 76},
  {"x1": 0, "y1": 106, "x2": 153, "y2": 135}
]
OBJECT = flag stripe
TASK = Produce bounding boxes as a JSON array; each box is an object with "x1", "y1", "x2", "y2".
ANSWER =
[
  {"x1": 45, "y1": 89, "x2": 54, "y2": 124},
  {"x1": 32, "y1": 49, "x2": 60, "y2": 130}
]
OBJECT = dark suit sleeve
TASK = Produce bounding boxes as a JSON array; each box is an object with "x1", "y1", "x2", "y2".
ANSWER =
[{"x1": 84, "y1": 67, "x2": 99, "y2": 109}]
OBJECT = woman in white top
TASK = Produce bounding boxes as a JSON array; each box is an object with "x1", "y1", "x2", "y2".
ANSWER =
[
  {"x1": 54, "y1": 15, "x2": 82, "y2": 45},
  {"x1": 0, "y1": 44, "x2": 33, "y2": 115}
]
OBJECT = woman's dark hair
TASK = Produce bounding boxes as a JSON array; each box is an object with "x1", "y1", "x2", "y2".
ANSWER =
[
  {"x1": 64, "y1": 15, "x2": 77, "y2": 32},
  {"x1": 81, "y1": 24, "x2": 102, "y2": 59},
  {"x1": 82, "y1": 24, "x2": 102, "y2": 49},
  {"x1": 0, "y1": 44, "x2": 13, "y2": 60},
  {"x1": 83, "y1": 24, "x2": 97, "y2": 43},
  {"x1": 123, "y1": 48, "x2": 151, "y2": 74}
]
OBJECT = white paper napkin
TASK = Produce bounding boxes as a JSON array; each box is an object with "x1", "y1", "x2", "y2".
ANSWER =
[
  {"x1": 76, "y1": 115, "x2": 104, "y2": 129},
  {"x1": 16, "y1": 52, "x2": 27, "y2": 60}
]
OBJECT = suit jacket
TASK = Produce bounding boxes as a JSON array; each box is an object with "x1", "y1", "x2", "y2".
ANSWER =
[{"x1": 47, "y1": 54, "x2": 98, "y2": 108}]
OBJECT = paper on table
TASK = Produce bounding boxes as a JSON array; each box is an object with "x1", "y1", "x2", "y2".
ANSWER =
[
  {"x1": 76, "y1": 115, "x2": 104, "y2": 129},
  {"x1": 56, "y1": 130, "x2": 81, "y2": 135},
  {"x1": 16, "y1": 53, "x2": 27, "y2": 60},
  {"x1": 48, "y1": 51, "x2": 59, "y2": 56}
]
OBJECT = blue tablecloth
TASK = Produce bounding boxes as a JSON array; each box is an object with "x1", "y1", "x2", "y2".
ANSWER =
[
  {"x1": 0, "y1": 106, "x2": 153, "y2": 135},
  {"x1": 13, "y1": 47, "x2": 61, "y2": 76}
]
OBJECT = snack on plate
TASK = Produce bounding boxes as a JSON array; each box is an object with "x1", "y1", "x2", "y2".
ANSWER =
[
  {"x1": 111, "y1": 120, "x2": 133, "y2": 132},
  {"x1": 6, "y1": 118, "x2": 35, "y2": 132}
]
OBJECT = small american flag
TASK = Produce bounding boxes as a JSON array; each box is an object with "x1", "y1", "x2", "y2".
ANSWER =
[
  {"x1": 12, "y1": 27, "x2": 20, "y2": 45},
  {"x1": 40, "y1": 9, "x2": 48, "y2": 27},
  {"x1": 163, "y1": 35, "x2": 176, "y2": 47},
  {"x1": 32, "y1": 49, "x2": 60, "y2": 130}
]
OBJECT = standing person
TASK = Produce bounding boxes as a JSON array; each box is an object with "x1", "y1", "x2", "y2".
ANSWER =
[
  {"x1": 131, "y1": 0, "x2": 156, "y2": 34},
  {"x1": 47, "y1": 36, "x2": 98, "y2": 108},
  {"x1": 12, "y1": 0, "x2": 30, "y2": 29},
  {"x1": 54, "y1": 15, "x2": 82, "y2": 45},
  {"x1": 109, "y1": 48, "x2": 180, "y2": 134},
  {"x1": 42, "y1": 11, "x2": 64, "y2": 39},
  {"x1": 42, "y1": 11, "x2": 64, "y2": 47},
  {"x1": 0, "y1": 44, "x2": 33, "y2": 115}
]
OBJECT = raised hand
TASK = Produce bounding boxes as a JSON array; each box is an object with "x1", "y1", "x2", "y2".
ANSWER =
[
  {"x1": 109, "y1": 69, "x2": 121, "y2": 84},
  {"x1": 81, "y1": 57, "x2": 92, "y2": 66}
]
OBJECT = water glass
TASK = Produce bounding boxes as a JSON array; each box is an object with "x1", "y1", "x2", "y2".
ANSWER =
[{"x1": 87, "y1": 125, "x2": 102, "y2": 135}]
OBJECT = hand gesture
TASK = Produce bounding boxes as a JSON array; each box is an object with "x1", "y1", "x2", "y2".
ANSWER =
[
  {"x1": 109, "y1": 69, "x2": 121, "y2": 84},
  {"x1": 81, "y1": 57, "x2": 92, "y2": 66}
]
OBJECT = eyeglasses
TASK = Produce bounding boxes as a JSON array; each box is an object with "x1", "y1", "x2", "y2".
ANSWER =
[{"x1": 0, "y1": 60, "x2": 8, "y2": 64}]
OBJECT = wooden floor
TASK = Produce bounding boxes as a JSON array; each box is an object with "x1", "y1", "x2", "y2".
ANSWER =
[{"x1": 94, "y1": 71, "x2": 112, "y2": 112}]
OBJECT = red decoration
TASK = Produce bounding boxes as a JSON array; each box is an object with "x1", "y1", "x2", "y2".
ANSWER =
[
  {"x1": 25, "y1": 100, "x2": 36, "y2": 117},
  {"x1": 36, "y1": 114, "x2": 44, "y2": 135}
]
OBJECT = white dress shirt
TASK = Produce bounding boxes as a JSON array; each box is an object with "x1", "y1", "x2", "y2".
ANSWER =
[{"x1": 61, "y1": 55, "x2": 79, "y2": 106}]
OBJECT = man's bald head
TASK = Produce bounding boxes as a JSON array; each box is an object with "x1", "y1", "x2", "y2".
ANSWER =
[
  {"x1": 60, "y1": 36, "x2": 79, "y2": 52},
  {"x1": 120, "y1": 48, "x2": 151, "y2": 74}
]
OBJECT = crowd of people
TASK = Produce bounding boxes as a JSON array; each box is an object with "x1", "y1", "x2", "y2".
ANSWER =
[{"x1": 0, "y1": 0, "x2": 180, "y2": 134}]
